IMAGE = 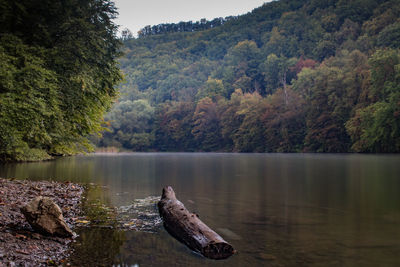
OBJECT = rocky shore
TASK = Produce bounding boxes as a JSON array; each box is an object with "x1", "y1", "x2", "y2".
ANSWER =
[{"x1": 0, "y1": 178, "x2": 84, "y2": 266}]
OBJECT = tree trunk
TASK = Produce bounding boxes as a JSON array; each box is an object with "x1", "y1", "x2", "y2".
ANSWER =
[{"x1": 158, "y1": 186, "x2": 236, "y2": 260}]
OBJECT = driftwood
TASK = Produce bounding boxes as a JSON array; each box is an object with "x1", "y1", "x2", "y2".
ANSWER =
[{"x1": 158, "y1": 186, "x2": 235, "y2": 259}]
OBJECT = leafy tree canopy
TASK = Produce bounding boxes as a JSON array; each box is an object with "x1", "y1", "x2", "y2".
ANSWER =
[{"x1": 0, "y1": 0, "x2": 122, "y2": 161}]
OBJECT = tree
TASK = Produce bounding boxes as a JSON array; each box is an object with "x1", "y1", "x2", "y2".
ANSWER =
[
  {"x1": 217, "y1": 40, "x2": 263, "y2": 94},
  {"x1": 121, "y1": 28, "x2": 134, "y2": 40},
  {"x1": 262, "y1": 54, "x2": 297, "y2": 103},
  {"x1": 102, "y1": 99, "x2": 155, "y2": 150},
  {"x1": 218, "y1": 89, "x2": 244, "y2": 149},
  {"x1": 377, "y1": 22, "x2": 400, "y2": 49},
  {"x1": 0, "y1": 0, "x2": 122, "y2": 161},
  {"x1": 346, "y1": 49, "x2": 400, "y2": 152},
  {"x1": 196, "y1": 78, "x2": 227, "y2": 101},
  {"x1": 153, "y1": 102, "x2": 195, "y2": 151},
  {"x1": 263, "y1": 88, "x2": 306, "y2": 152},
  {"x1": 0, "y1": 35, "x2": 60, "y2": 161},
  {"x1": 293, "y1": 50, "x2": 370, "y2": 152},
  {"x1": 192, "y1": 97, "x2": 223, "y2": 151},
  {"x1": 233, "y1": 92, "x2": 267, "y2": 152}
]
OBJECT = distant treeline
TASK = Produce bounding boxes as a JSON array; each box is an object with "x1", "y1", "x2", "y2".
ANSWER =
[
  {"x1": 137, "y1": 16, "x2": 238, "y2": 38},
  {"x1": 97, "y1": 0, "x2": 400, "y2": 153}
]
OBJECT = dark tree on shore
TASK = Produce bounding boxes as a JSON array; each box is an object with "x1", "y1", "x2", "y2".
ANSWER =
[{"x1": 0, "y1": 0, "x2": 122, "y2": 161}]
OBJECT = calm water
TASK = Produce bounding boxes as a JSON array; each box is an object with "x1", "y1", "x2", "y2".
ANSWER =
[{"x1": 1, "y1": 153, "x2": 400, "y2": 266}]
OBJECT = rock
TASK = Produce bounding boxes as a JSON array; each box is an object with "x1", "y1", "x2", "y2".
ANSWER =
[{"x1": 20, "y1": 197, "x2": 73, "y2": 237}]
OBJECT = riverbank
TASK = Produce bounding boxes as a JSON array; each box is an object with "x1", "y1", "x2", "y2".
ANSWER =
[{"x1": 0, "y1": 178, "x2": 84, "y2": 266}]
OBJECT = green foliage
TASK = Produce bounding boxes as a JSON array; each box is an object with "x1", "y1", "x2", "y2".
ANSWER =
[
  {"x1": 346, "y1": 101, "x2": 400, "y2": 152},
  {"x1": 0, "y1": 0, "x2": 121, "y2": 161},
  {"x1": 219, "y1": 40, "x2": 263, "y2": 94},
  {"x1": 192, "y1": 97, "x2": 223, "y2": 151},
  {"x1": 293, "y1": 50, "x2": 370, "y2": 152},
  {"x1": 377, "y1": 22, "x2": 400, "y2": 48},
  {"x1": 196, "y1": 78, "x2": 227, "y2": 101},
  {"x1": 101, "y1": 99, "x2": 155, "y2": 150},
  {"x1": 98, "y1": 0, "x2": 400, "y2": 153},
  {"x1": 262, "y1": 54, "x2": 297, "y2": 95},
  {"x1": 369, "y1": 48, "x2": 400, "y2": 99},
  {"x1": 218, "y1": 90, "x2": 244, "y2": 149},
  {"x1": 346, "y1": 49, "x2": 400, "y2": 152},
  {"x1": 263, "y1": 88, "x2": 306, "y2": 152},
  {"x1": 153, "y1": 102, "x2": 196, "y2": 151},
  {"x1": 233, "y1": 92, "x2": 266, "y2": 152},
  {"x1": 0, "y1": 35, "x2": 60, "y2": 161}
]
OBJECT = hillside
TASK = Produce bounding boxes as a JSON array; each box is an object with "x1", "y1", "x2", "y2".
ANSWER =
[{"x1": 99, "y1": 0, "x2": 400, "y2": 153}]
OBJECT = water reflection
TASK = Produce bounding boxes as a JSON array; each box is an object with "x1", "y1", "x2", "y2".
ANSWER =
[
  {"x1": 1, "y1": 153, "x2": 400, "y2": 266},
  {"x1": 70, "y1": 227, "x2": 126, "y2": 266}
]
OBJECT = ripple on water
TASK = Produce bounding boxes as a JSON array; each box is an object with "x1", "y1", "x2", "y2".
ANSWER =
[
  {"x1": 76, "y1": 195, "x2": 163, "y2": 233},
  {"x1": 117, "y1": 196, "x2": 163, "y2": 232}
]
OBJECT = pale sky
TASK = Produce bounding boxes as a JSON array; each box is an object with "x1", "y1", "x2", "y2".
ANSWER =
[{"x1": 113, "y1": 0, "x2": 270, "y2": 36}]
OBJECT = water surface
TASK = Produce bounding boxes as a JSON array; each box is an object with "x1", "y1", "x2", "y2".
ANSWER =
[{"x1": 1, "y1": 153, "x2": 399, "y2": 266}]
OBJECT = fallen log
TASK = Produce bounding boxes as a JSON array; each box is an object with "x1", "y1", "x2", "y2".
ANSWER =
[{"x1": 158, "y1": 186, "x2": 236, "y2": 260}]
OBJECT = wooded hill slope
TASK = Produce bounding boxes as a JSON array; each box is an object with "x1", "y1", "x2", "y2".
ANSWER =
[{"x1": 99, "y1": 0, "x2": 400, "y2": 153}]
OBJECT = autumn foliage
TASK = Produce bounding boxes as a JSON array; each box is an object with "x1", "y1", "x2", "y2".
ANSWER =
[{"x1": 99, "y1": 0, "x2": 400, "y2": 153}]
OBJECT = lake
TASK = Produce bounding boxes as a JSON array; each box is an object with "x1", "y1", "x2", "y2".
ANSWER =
[{"x1": 1, "y1": 153, "x2": 399, "y2": 266}]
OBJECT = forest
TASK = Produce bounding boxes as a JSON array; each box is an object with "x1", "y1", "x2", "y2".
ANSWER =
[
  {"x1": 0, "y1": 0, "x2": 122, "y2": 161},
  {"x1": 1, "y1": 0, "x2": 399, "y2": 161},
  {"x1": 98, "y1": 0, "x2": 400, "y2": 153}
]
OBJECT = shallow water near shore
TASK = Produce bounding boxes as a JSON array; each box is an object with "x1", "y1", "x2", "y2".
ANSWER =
[{"x1": 1, "y1": 153, "x2": 400, "y2": 266}]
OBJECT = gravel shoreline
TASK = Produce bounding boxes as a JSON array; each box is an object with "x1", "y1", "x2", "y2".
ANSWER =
[{"x1": 0, "y1": 178, "x2": 84, "y2": 266}]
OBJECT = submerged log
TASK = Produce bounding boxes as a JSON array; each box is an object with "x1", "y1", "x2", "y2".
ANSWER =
[{"x1": 158, "y1": 186, "x2": 235, "y2": 260}]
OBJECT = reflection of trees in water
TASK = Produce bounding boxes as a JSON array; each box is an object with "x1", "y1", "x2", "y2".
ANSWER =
[
  {"x1": 82, "y1": 184, "x2": 116, "y2": 223},
  {"x1": 3, "y1": 154, "x2": 400, "y2": 266},
  {"x1": 69, "y1": 228, "x2": 125, "y2": 266},
  {"x1": 68, "y1": 183, "x2": 126, "y2": 266},
  {"x1": 117, "y1": 231, "x2": 211, "y2": 266},
  {"x1": 0, "y1": 156, "x2": 97, "y2": 183}
]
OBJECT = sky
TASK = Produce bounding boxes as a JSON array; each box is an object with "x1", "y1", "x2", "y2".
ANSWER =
[{"x1": 113, "y1": 0, "x2": 270, "y2": 36}]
